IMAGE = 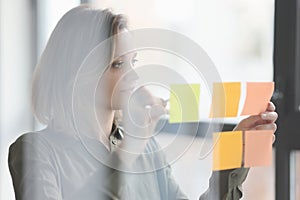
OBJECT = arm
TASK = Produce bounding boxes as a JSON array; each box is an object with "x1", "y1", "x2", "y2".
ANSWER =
[
  {"x1": 199, "y1": 168, "x2": 249, "y2": 200},
  {"x1": 116, "y1": 87, "x2": 167, "y2": 166},
  {"x1": 8, "y1": 134, "x2": 62, "y2": 200},
  {"x1": 155, "y1": 145, "x2": 248, "y2": 200}
]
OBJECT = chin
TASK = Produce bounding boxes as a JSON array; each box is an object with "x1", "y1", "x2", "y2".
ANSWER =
[
  {"x1": 111, "y1": 90, "x2": 133, "y2": 109},
  {"x1": 111, "y1": 99, "x2": 126, "y2": 110},
  {"x1": 111, "y1": 103, "x2": 122, "y2": 110}
]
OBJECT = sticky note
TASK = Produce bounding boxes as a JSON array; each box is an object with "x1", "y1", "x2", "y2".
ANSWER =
[
  {"x1": 169, "y1": 84, "x2": 200, "y2": 123},
  {"x1": 213, "y1": 131, "x2": 243, "y2": 170},
  {"x1": 241, "y1": 82, "x2": 274, "y2": 115},
  {"x1": 244, "y1": 130, "x2": 273, "y2": 167},
  {"x1": 210, "y1": 82, "x2": 241, "y2": 118}
]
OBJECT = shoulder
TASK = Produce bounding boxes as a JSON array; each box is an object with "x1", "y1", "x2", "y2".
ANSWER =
[
  {"x1": 8, "y1": 132, "x2": 53, "y2": 161},
  {"x1": 11, "y1": 131, "x2": 46, "y2": 144},
  {"x1": 9, "y1": 131, "x2": 53, "y2": 152},
  {"x1": 8, "y1": 129, "x2": 77, "y2": 172},
  {"x1": 10, "y1": 132, "x2": 45, "y2": 149},
  {"x1": 8, "y1": 129, "x2": 73, "y2": 162},
  {"x1": 10, "y1": 128, "x2": 78, "y2": 152}
]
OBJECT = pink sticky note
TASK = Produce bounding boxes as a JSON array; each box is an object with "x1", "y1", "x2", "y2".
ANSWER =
[
  {"x1": 241, "y1": 82, "x2": 274, "y2": 115},
  {"x1": 244, "y1": 130, "x2": 273, "y2": 167}
]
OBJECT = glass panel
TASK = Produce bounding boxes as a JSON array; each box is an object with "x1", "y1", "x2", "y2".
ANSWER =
[{"x1": 1, "y1": 1, "x2": 275, "y2": 199}]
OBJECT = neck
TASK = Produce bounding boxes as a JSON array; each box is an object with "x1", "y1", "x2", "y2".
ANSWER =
[{"x1": 97, "y1": 108, "x2": 115, "y2": 144}]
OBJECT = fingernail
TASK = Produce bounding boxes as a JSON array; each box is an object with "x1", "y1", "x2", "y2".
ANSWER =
[{"x1": 261, "y1": 113, "x2": 267, "y2": 119}]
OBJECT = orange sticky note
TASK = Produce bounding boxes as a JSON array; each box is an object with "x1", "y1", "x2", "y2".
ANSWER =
[
  {"x1": 244, "y1": 130, "x2": 273, "y2": 167},
  {"x1": 169, "y1": 84, "x2": 200, "y2": 123},
  {"x1": 241, "y1": 82, "x2": 274, "y2": 115},
  {"x1": 213, "y1": 131, "x2": 243, "y2": 170},
  {"x1": 210, "y1": 82, "x2": 241, "y2": 118}
]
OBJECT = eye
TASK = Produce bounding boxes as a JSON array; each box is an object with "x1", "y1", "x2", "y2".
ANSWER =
[
  {"x1": 131, "y1": 58, "x2": 138, "y2": 66},
  {"x1": 112, "y1": 60, "x2": 124, "y2": 68}
]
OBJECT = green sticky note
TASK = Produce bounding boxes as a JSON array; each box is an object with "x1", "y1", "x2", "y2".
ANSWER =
[{"x1": 169, "y1": 84, "x2": 200, "y2": 123}]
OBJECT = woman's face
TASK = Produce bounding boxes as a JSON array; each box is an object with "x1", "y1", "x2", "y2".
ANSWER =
[{"x1": 97, "y1": 30, "x2": 138, "y2": 110}]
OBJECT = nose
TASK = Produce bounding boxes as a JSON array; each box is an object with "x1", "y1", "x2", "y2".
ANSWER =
[{"x1": 124, "y1": 68, "x2": 139, "y2": 82}]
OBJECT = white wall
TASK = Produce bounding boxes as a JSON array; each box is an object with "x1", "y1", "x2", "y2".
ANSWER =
[
  {"x1": 0, "y1": 0, "x2": 79, "y2": 199},
  {"x1": 0, "y1": 0, "x2": 34, "y2": 199}
]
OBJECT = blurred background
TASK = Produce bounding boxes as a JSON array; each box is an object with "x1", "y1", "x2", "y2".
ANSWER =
[{"x1": 0, "y1": 0, "x2": 299, "y2": 199}]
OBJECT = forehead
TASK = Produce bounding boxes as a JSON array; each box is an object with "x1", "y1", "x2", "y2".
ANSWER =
[{"x1": 113, "y1": 29, "x2": 135, "y2": 58}]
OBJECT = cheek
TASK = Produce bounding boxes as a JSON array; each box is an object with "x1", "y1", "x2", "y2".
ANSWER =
[
  {"x1": 96, "y1": 76, "x2": 114, "y2": 101},
  {"x1": 106, "y1": 73, "x2": 124, "y2": 102},
  {"x1": 98, "y1": 68, "x2": 129, "y2": 107},
  {"x1": 109, "y1": 76, "x2": 121, "y2": 93}
]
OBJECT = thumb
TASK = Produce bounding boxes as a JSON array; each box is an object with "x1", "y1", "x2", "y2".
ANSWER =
[{"x1": 235, "y1": 115, "x2": 261, "y2": 131}]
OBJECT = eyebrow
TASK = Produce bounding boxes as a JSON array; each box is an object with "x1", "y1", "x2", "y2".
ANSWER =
[
  {"x1": 132, "y1": 52, "x2": 138, "y2": 58},
  {"x1": 117, "y1": 52, "x2": 137, "y2": 60}
]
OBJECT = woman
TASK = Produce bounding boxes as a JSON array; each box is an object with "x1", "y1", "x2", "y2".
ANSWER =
[{"x1": 8, "y1": 5, "x2": 278, "y2": 200}]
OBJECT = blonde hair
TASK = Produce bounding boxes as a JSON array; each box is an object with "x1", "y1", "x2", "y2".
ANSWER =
[{"x1": 31, "y1": 5, "x2": 127, "y2": 131}]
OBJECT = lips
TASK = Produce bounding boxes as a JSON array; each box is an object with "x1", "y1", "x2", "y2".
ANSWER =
[
  {"x1": 120, "y1": 87, "x2": 135, "y2": 92},
  {"x1": 119, "y1": 82, "x2": 137, "y2": 93}
]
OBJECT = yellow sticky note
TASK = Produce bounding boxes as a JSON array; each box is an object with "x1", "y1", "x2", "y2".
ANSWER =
[
  {"x1": 209, "y1": 82, "x2": 241, "y2": 118},
  {"x1": 169, "y1": 84, "x2": 200, "y2": 123},
  {"x1": 213, "y1": 131, "x2": 243, "y2": 171}
]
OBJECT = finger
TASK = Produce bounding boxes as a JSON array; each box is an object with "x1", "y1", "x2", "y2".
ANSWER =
[
  {"x1": 238, "y1": 115, "x2": 262, "y2": 128},
  {"x1": 254, "y1": 123, "x2": 277, "y2": 132},
  {"x1": 251, "y1": 112, "x2": 278, "y2": 126},
  {"x1": 131, "y1": 87, "x2": 157, "y2": 107},
  {"x1": 153, "y1": 97, "x2": 167, "y2": 108},
  {"x1": 260, "y1": 111, "x2": 278, "y2": 122},
  {"x1": 160, "y1": 98, "x2": 168, "y2": 107},
  {"x1": 148, "y1": 104, "x2": 167, "y2": 120},
  {"x1": 266, "y1": 102, "x2": 276, "y2": 112}
]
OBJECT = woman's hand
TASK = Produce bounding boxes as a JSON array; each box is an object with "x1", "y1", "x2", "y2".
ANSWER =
[
  {"x1": 234, "y1": 102, "x2": 278, "y2": 141},
  {"x1": 122, "y1": 87, "x2": 166, "y2": 132},
  {"x1": 120, "y1": 87, "x2": 167, "y2": 153}
]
